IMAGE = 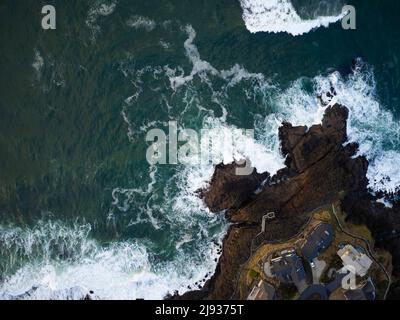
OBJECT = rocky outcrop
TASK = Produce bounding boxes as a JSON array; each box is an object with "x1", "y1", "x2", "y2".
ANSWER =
[
  {"x1": 175, "y1": 102, "x2": 400, "y2": 300},
  {"x1": 199, "y1": 162, "x2": 269, "y2": 212}
]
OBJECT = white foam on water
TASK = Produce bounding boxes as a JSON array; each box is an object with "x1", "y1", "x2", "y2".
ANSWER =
[
  {"x1": 239, "y1": 0, "x2": 345, "y2": 36},
  {"x1": 366, "y1": 151, "x2": 400, "y2": 194},
  {"x1": 167, "y1": 25, "x2": 219, "y2": 91},
  {"x1": 125, "y1": 23, "x2": 400, "y2": 200},
  {"x1": 376, "y1": 197, "x2": 394, "y2": 209},
  {"x1": 0, "y1": 220, "x2": 222, "y2": 300},
  {"x1": 203, "y1": 117, "x2": 285, "y2": 175},
  {"x1": 110, "y1": 164, "x2": 165, "y2": 229},
  {"x1": 86, "y1": 0, "x2": 118, "y2": 39},
  {"x1": 220, "y1": 63, "x2": 265, "y2": 88},
  {"x1": 32, "y1": 49, "x2": 44, "y2": 79},
  {"x1": 167, "y1": 26, "x2": 267, "y2": 93},
  {"x1": 165, "y1": 25, "x2": 272, "y2": 122},
  {"x1": 76, "y1": 23, "x2": 400, "y2": 301},
  {"x1": 107, "y1": 26, "x2": 281, "y2": 300},
  {"x1": 155, "y1": 26, "x2": 287, "y2": 226},
  {"x1": 311, "y1": 66, "x2": 400, "y2": 194},
  {"x1": 264, "y1": 62, "x2": 400, "y2": 194},
  {"x1": 14, "y1": 23, "x2": 399, "y2": 300},
  {"x1": 159, "y1": 40, "x2": 172, "y2": 50},
  {"x1": 126, "y1": 15, "x2": 156, "y2": 31},
  {"x1": 89, "y1": 0, "x2": 117, "y2": 17}
]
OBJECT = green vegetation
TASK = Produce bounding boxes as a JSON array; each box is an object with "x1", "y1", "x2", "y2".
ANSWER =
[
  {"x1": 248, "y1": 269, "x2": 259, "y2": 280},
  {"x1": 279, "y1": 283, "x2": 298, "y2": 300},
  {"x1": 241, "y1": 203, "x2": 392, "y2": 300}
]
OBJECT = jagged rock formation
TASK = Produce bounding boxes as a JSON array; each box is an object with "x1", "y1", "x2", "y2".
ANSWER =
[
  {"x1": 174, "y1": 103, "x2": 400, "y2": 300},
  {"x1": 199, "y1": 162, "x2": 269, "y2": 213}
]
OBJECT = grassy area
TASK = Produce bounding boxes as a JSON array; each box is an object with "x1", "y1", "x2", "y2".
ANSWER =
[
  {"x1": 335, "y1": 204, "x2": 374, "y2": 243},
  {"x1": 315, "y1": 205, "x2": 374, "y2": 271},
  {"x1": 318, "y1": 204, "x2": 392, "y2": 297},
  {"x1": 248, "y1": 269, "x2": 259, "y2": 280},
  {"x1": 238, "y1": 202, "x2": 393, "y2": 300}
]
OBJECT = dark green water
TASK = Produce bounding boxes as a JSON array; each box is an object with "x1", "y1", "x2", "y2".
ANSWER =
[{"x1": 0, "y1": 0, "x2": 399, "y2": 299}]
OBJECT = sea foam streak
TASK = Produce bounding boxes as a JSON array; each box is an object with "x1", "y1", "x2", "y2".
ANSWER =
[
  {"x1": 158, "y1": 26, "x2": 285, "y2": 175},
  {"x1": 126, "y1": 15, "x2": 156, "y2": 31},
  {"x1": 314, "y1": 64, "x2": 400, "y2": 194},
  {"x1": 266, "y1": 61, "x2": 400, "y2": 194},
  {"x1": 32, "y1": 49, "x2": 44, "y2": 79},
  {"x1": 0, "y1": 220, "x2": 223, "y2": 300},
  {"x1": 4, "y1": 24, "x2": 400, "y2": 300},
  {"x1": 86, "y1": 0, "x2": 118, "y2": 40},
  {"x1": 123, "y1": 24, "x2": 400, "y2": 204},
  {"x1": 239, "y1": 0, "x2": 345, "y2": 36},
  {"x1": 167, "y1": 27, "x2": 400, "y2": 194}
]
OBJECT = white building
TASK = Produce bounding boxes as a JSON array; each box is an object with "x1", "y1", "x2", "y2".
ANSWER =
[{"x1": 337, "y1": 244, "x2": 373, "y2": 277}]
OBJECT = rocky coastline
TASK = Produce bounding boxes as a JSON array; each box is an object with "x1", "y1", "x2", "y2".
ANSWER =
[{"x1": 172, "y1": 101, "x2": 400, "y2": 300}]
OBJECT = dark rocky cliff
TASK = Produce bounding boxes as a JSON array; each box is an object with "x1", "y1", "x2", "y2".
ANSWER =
[{"x1": 173, "y1": 103, "x2": 400, "y2": 300}]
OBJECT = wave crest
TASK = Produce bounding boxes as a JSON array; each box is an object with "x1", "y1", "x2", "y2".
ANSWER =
[{"x1": 239, "y1": 0, "x2": 345, "y2": 36}]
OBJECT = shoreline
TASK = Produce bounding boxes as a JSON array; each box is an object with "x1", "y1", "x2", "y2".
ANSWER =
[{"x1": 172, "y1": 101, "x2": 400, "y2": 300}]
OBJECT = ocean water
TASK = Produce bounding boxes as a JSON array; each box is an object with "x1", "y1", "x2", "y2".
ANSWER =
[{"x1": 0, "y1": 0, "x2": 400, "y2": 299}]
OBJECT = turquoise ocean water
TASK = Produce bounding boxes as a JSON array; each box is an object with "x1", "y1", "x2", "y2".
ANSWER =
[{"x1": 0, "y1": 0, "x2": 400, "y2": 299}]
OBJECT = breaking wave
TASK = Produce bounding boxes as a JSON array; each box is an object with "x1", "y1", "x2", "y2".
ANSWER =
[
  {"x1": 120, "y1": 24, "x2": 400, "y2": 203},
  {"x1": 262, "y1": 61, "x2": 400, "y2": 194},
  {"x1": 164, "y1": 26, "x2": 400, "y2": 195},
  {"x1": 0, "y1": 220, "x2": 223, "y2": 300},
  {"x1": 315, "y1": 64, "x2": 400, "y2": 194},
  {"x1": 113, "y1": 26, "x2": 400, "y2": 301},
  {"x1": 239, "y1": 0, "x2": 345, "y2": 36},
  {"x1": 4, "y1": 22, "x2": 400, "y2": 300}
]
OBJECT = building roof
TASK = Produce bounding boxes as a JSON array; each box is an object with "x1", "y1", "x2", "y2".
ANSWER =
[
  {"x1": 343, "y1": 278, "x2": 376, "y2": 300},
  {"x1": 247, "y1": 280, "x2": 276, "y2": 300},
  {"x1": 326, "y1": 269, "x2": 350, "y2": 294},
  {"x1": 361, "y1": 278, "x2": 376, "y2": 300},
  {"x1": 337, "y1": 245, "x2": 373, "y2": 277},
  {"x1": 299, "y1": 285, "x2": 328, "y2": 300},
  {"x1": 271, "y1": 250, "x2": 306, "y2": 285},
  {"x1": 344, "y1": 289, "x2": 367, "y2": 300},
  {"x1": 301, "y1": 223, "x2": 334, "y2": 262}
]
